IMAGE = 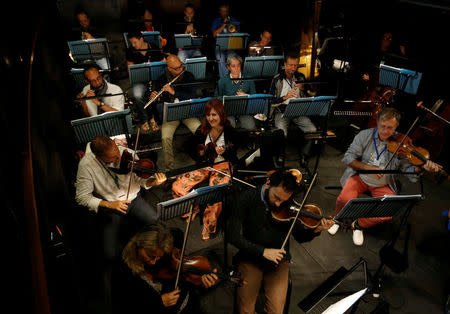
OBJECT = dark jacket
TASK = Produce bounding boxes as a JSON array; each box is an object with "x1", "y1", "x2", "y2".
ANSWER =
[
  {"x1": 269, "y1": 70, "x2": 308, "y2": 107},
  {"x1": 227, "y1": 185, "x2": 320, "y2": 268},
  {"x1": 188, "y1": 125, "x2": 239, "y2": 165}
]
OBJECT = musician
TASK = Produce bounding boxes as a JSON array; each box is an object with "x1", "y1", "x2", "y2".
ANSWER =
[
  {"x1": 228, "y1": 170, "x2": 334, "y2": 313},
  {"x1": 248, "y1": 29, "x2": 274, "y2": 57},
  {"x1": 147, "y1": 54, "x2": 200, "y2": 171},
  {"x1": 176, "y1": 3, "x2": 203, "y2": 63},
  {"x1": 328, "y1": 107, "x2": 441, "y2": 245},
  {"x1": 76, "y1": 65, "x2": 124, "y2": 118},
  {"x1": 211, "y1": 4, "x2": 240, "y2": 77},
  {"x1": 140, "y1": 8, "x2": 167, "y2": 48},
  {"x1": 215, "y1": 54, "x2": 256, "y2": 130},
  {"x1": 75, "y1": 135, "x2": 167, "y2": 259},
  {"x1": 112, "y1": 223, "x2": 218, "y2": 314},
  {"x1": 269, "y1": 51, "x2": 316, "y2": 167},
  {"x1": 75, "y1": 136, "x2": 166, "y2": 306},
  {"x1": 73, "y1": 8, "x2": 109, "y2": 70},
  {"x1": 126, "y1": 31, "x2": 166, "y2": 66},
  {"x1": 172, "y1": 99, "x2": 238, "y2": 241}
]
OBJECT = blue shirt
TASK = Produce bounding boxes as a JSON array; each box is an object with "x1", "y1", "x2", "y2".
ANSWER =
[{"x1": 211, "y1": 16, "x2": 240, "y2": 35}]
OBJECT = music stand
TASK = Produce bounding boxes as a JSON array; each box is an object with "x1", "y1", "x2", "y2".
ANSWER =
[
  {"x1": 222, "y1": 94, "x2": 272, "y2": 119},
  {"x1": 128, "y1": 61, "x2": 167, "y2": 86},
  {"x1": 157, "y1": 183, "x2": 231, "y2": 274},
  {"x1": 378, "y1": 63, "x2": 422, "y2": 95},
  {"x1": 163, "y1": 97, "x2": 213, "y2": 123},
  {"x1": 67, "y1": 38, "x2": 111, "y2": 70},
  {"x1": 298, "y1": 258, "x2": 369, "y2": 313},
  {"x1": 243, "y1": 55, "x2": 284, "y2": 78},
  {"x1": 70, "y1": 109, "x2": 133, "y2": 146},
  {"x1": 174, "y1": 34, "x2": 205, "y2": 50},
  {"x1": 336, "y1": 193, "x2": 422, "y2": 306},
  {"x1": 283, "y1": 96, "x2": 337, "y2": 179},
  {"x1": 185, "y1": 57, "x2": 207, "y2": 80},
  {"x1": 216, "y1": 33, "x2": 249, "y2": 52},
  {"x1": 70, "y1": 68, "x2": 86, "y2": 90}
]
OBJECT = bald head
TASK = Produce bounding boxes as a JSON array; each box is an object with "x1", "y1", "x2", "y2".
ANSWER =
[{"x1": 166, "y1": 54, "x2": 184, "y2": 76}]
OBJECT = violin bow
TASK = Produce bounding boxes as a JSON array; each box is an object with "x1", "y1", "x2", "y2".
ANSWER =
[
  {"x1": 174, "y1": 203, "x2": 194, "y2": 290},
  {"x1": 125, "y1": 127, "x2": 141, "y2": 201},
  {"x1": 384, "y1": 103, "x2": 423, "y2": 169},
  {"x1": 280, "y1": 172, "x2": 318, "y2": 251}
]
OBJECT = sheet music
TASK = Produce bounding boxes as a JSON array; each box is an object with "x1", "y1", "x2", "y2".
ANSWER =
[{"x1": 321, "y1": 288, "x2": 367, "y2": 314}]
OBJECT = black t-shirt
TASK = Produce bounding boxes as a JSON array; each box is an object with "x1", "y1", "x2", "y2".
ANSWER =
[{"x1": 126, "y1": 42, "x2": 165, "y2": 64}]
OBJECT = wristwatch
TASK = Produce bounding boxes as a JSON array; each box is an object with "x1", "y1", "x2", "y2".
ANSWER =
[{"x1": 98, "y1": 101, "x2": 104, "y2": 107}]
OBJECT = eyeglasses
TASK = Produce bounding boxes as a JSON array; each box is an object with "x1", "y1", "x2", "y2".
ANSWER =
[
  {"x1": 169, "y1": 64, "x2": 184, "y2": 71},
  {"x1": 383, "y1": 36, "x2": 392, "y2": 40}
]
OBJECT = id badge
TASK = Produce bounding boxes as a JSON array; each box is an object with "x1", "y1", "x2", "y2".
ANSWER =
[{"x1": 373, "y1": 158, "x2": 381, "y2": 167}]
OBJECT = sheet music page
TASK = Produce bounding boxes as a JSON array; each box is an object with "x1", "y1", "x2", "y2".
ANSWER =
[{"x1": 321, "y1": 288, "x2": 367, "y2": 314}]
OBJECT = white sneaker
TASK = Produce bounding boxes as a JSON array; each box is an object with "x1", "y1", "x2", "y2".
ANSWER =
[
  {"x1": 352, "y1": 229, "x2": 364, "y2": 246},
  {"x1": 327, "y1": 223, "x2": 340, "y2": 235}
]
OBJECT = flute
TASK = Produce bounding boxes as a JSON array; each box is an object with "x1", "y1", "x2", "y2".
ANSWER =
[{"x1": 143, "y1": 70, "x2": 185, "y2": 109}]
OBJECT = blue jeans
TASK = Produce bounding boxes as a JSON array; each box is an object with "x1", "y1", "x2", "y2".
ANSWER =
[{"x1": 100, "y1": 192, "x2": 157, "y2": 262}]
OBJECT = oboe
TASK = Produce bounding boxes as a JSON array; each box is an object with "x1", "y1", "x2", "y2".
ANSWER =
[{"x1": 143, "y1": 70, "x2": 185, "y2": 109}]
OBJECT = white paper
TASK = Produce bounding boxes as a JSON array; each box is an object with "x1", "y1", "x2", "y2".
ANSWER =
[{"x1": 321, "y1": 288, "x2": 367, "y2": 314}]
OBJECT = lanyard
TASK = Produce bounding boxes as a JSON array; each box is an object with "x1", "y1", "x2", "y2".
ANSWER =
[
  {"x1": 284, "y1": 77, "x2": 294, "y2": 89},
  {"x1": 372, "y1": 128, "x2": 387, "y2": 161},
  {"x1": 98, "y1": 159, "x2": 120, "y2": 189}
]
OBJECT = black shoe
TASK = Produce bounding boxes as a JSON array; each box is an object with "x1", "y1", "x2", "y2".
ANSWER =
[{"x1": 299, "y1": 155, "x2": 309, "y2": 168}]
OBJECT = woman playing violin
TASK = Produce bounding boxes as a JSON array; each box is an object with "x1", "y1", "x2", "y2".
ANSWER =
[
  {"x1": 328, "y1": 107, "x2": 441, "y2": 246},
  {"x1": 172, "y1": 99, "x2": 239, "y2": 240},
  {"x1": 112, "y1": 223, "x2": 218, "y2": 314}
]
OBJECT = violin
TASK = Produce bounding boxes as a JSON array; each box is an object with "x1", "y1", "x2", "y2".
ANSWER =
[
  {"x1": 152, "y1": 247, "x2": 246, "y2": 287},
  {"x1": 197, "y1": 142, "x2": 233, "y2": 164},
  {"x1": 387, "y1": 133, "x2": 449, "y2": 178},
  {"x1": 271, "y1": 201, "x2": 351, "y2": 230},
  {"x1": 110, "y1": 150, "x2": 158, "y2": 179}
]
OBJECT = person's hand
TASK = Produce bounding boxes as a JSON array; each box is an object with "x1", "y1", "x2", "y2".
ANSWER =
[
  {"x1": 215, "y1": 145, "x2": 225, "y2": 155},
  {"x1": 422, "y1": 160, "x2": 441, "y2": 173},
  {"x1": 76, "y1": 92, "x2": 85, "y2": 99},
  {"x1": 283, "y1": 89, "x2": 297, "y2": 101},
  {"x1": 106, "y1": 200, "x2": 131, "y2": 214},
  {"x1": 201, "y1": 268, "x2": 218, "y2": 288},
  {"x1": 150, "y1": 91, "x2": 159, "y2": 100},
  {"x1": 147, "y1": 173, "x2": 167, "y2": 186},
  {"x1": 85, "y1": 89, "x2": 101, "y2": 106},
  {"x1": 295, "y1": 83, "x2": 305, "y2": 91},
  {"x1": 263, "y1": 248, "x2": 285, "y2": 264},
  {"x1": 162, "y1": 83, "x2": 175, "y2": 95},
  {"x1": 186, "y1": 24, "x2": 195, "y2": 34},
  {"x1": 362, "y1": 73, "x2": 370, "y2": 81},
  {"x1": 367, "y1": 165, "x2": 384, "y2": 179},
  {"x1": 236, "y1": 90, "x2": 247, "y2": 96},
  {"x1": 314, "y1": 218, "x2": 335, "y2": 233},
  {"x1": 161, "y1": 289, "x2": 180, "y2": 307}
]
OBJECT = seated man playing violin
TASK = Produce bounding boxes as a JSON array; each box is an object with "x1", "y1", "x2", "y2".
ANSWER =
[
  {"x1": 112, "y1": 223, "x2": 218, "y2": 314},
  {"x1": 228, "y1": 170, "x2": 334, "y2": 314},
  {"x1": 172, "y1": 99, "x2": 239, "y2": 241},
  {"x1": 328, "y1": 107, "x2": 441, "y2": 246},
  {"x1": 75, "y1": 135, "x2": 167, "y2": 262}
]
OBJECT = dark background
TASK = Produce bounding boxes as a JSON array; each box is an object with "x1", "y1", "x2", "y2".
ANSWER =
[{"x1": 1, "y1": 0, "x2": 449, "y2": 313}]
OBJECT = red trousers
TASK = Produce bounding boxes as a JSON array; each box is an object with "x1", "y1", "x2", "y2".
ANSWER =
[{"x1": 334, "y1": 175, "x2": 394, "y2": 228}]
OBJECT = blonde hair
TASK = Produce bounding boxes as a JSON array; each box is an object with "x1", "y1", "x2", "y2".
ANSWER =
[{"x1": 122, "y1": 224, "x2": 173, "y2": 275}]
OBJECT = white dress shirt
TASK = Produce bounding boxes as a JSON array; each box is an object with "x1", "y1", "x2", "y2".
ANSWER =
[{"x1": 75, "y1": 145, "x2": 151, "y2": 213}]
